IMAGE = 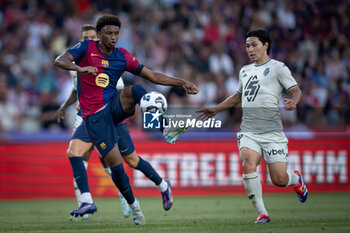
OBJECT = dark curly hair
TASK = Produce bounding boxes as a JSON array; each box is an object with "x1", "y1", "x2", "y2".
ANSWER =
[
  {"x1": 245, "y1": 29, "x2": 272, "y2": 55},
  {"x1": 96, "y1": 14, "x2": 121, "y2": 32}
]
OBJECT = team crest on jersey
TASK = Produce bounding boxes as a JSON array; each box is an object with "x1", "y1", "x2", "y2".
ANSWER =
[
  {"x1": 263, "y1": 67, "x2": 270, "y2": 76},
  {"x1": 100, "y1": 142, "x2": 107, "y2": 150},
  {"x1": 242, "y1": 69, "x2": 248, "y2": 77},
  {"x1": 101, "y1": 59, "x2": 109, "y2": 68},
  {"x1": 95, "y1": 73, "x2": 109, "y2": 88}
]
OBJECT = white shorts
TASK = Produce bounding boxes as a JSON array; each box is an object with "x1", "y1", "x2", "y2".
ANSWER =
[{"x1": 237, "y1": 132, "x2": 288, "y2": 164}]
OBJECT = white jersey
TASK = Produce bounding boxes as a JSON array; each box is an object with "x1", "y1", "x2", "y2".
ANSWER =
[
  {"x1": 70, "y1": 71, "x2": 78, "y2": 91},
  {"x1": 237, "y1": 59, "x2": 298, "y2": 133}
]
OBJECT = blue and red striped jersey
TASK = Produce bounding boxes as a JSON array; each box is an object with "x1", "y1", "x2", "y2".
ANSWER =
[{"x1": 67, "y1": 40, "x2": 143, "y2": 118}]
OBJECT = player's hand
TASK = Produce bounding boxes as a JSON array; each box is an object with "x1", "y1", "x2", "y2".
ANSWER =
[
  {"x1": 56, "y1": 107, "x2": 65, "y2": 123},
  {"x1": 284, "y1": 98, "x2": 297, "y2": 111},
  {"x1": 76, "y1": 103, "x2": 80, "y2": 112},
  {"x1": 183, "y1": 81, "x2": 199, "y2": 95},
  {"x1": 196, "y1": 107, "x2": 217, "y2": 121},
  {"x1": 79, "y1": 66, "x2": 98, "y2": 75}
]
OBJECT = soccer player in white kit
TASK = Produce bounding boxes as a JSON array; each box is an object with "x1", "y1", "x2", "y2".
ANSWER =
[{"x1": 197, "y1": 29, "x2": 308, "y2": 223}]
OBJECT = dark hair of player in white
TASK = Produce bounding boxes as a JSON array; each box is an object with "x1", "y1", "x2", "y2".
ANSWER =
[{"x1": 245, "y1": 29, "x2": 272, "y2": 55}]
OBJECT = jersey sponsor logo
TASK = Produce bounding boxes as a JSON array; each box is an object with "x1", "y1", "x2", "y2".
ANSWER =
[
  {"x1": 95, "y1": 73, "x2": 109, "y2": 88},
  {"x1": 266, "y1": 149, "x2": 286, "y2": 156},
  {"x1": 244, "y1": 75, "x2": 260, "y2": 102},
  {"x1": 100, "y1": 142, "x2": 107, "y2": 150},
  {"x1": 101, "y1": 59, "x2": 109, "y2": 68},
  {"x1": 91, "y1": 53, "x2": 99, "y2": 57}
]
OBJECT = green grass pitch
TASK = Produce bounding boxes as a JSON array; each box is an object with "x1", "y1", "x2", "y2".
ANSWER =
[{"x1": 0, "y1": 193, "x2": 349, "y2": 233}]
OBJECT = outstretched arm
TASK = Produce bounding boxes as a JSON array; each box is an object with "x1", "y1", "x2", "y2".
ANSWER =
[
  {"x1": 197, "y1": 93, "x2": 242, "y2": 121},
  {"x1": 284, "y1": 86, "x2": 302, "y2": 111},
  {"x1": 138, "y1": 67, "x2": 199, "y2": 95}
]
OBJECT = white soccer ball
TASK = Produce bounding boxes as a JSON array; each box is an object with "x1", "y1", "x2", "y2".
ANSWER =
[{"x1": 140, "y1": 91, "x2": 167, "y2": 114}]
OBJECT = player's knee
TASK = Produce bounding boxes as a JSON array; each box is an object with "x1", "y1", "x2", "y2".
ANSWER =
[
  {"x1": 67, "y1": 148, "x2": 83, "y2": 158},
  {"x1": 270, "y1": 175, "x2": 287, "y2": 187},
  {"x1": 124, "y1": 154, "x2": 139, "y2": 168},
  {"x1": 241, "y1": 158, "x2": 257, "y2": 173},
  {"x1": 66, "y1": 148, "x2": 77, "y2": 158},
  {"x1": 126, "y1": 160, "x2": 138, "y2": 168}
]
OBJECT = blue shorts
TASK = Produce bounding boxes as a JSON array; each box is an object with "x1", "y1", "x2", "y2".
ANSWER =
[
  {"x1": 72, "y1": 118, "x2": 135, "y2": 157},
  {"x1": 83, "y1": 104, "x2": 119, "y2": 157},
  {"x1": 111, "y1": 90, "x2": 134, "y2": 124},
  {"x1": 115, "y1": 123, "x2": 135, "y2": 156}
]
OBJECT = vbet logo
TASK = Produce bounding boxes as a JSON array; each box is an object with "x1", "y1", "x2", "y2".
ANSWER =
[{"x1": 142, "y1": 110, "x2": 222, "y2": 130}]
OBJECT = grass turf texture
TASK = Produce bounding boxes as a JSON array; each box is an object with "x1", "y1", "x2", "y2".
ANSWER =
[{"x1": 0, "y1": 193, "x2": 349, "y2": 233}]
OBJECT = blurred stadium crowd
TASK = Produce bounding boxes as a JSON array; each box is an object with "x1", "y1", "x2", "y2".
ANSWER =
[{"x1": 0, "y1": 0, "x2": 349, "y2": 132}]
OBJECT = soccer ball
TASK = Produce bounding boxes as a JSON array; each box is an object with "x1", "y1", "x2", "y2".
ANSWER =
[{"x1": 140, "y1": 91, "x2": 167, "y2": 114}]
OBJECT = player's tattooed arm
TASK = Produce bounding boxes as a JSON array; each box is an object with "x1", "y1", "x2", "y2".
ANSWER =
[
  {"x1": 284, "y1": 86, "x2": 302, "y2": 111},
  {"x1": 54, "y1": 52, "x2": 97, "y2": 75},
  {"x1": 196, "y1": 93, "x2": 242, "y2": 121}
]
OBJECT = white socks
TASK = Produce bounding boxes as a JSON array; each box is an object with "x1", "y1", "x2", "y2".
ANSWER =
[
  {"x1": 81, "y1": 192, "x2": 93, "y2": 204},
  {"x1": 83, "y1": 160, "x2": 88, "y2": 169},
  {"x1": 286, "y1": 170, "x2": 299, "y2": 187},
  {"x1": 73, "y1": 180, "x2": 82, "y2": 206},
  {"x1": 130, "y1": 199, "x2": 139, "y2": 209},
  {"x1": 243, "y1": 172, "x2": 268, "y2": 216},
  {"x1": 158, "y1": 179, "x2": 168, "y2": 192}
]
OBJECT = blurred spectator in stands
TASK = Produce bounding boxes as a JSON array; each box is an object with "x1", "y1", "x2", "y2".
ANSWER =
[
  {"x1": 326, "y1": 49, "x2": 347, "y2": 82},
  {"x1": 0, "y1": 73, "x2": 21, "y2": 132},
  {"x1": 194, "y1": 45, "x2": 210, "y2": 74},
  {"x1": 310, "y1": 61, "x2": 329, "y2": 88},
  {"x1": 327, "y1": 79, "x2": 350, "y2": 125},
  {"x1": 209, "y1": 43, "x2": 234, "y2": 75},
  {"x1": 40, "y1": 91, "x2": 65, "y2": 131},
  {"x1": 277, "y1": 3, "x2": 296, "y2": 30},
  {"x1": 0, "y1": 0, "x2": 349, "y2": 132}
]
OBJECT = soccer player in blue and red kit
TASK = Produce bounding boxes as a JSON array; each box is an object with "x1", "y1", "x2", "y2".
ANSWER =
[
  {"x1": 56, "y1": 24, "x2": 176, "y2": 221},
  {"x1": 54, "y1": 14, "x2": 199, "y2": 225}
]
